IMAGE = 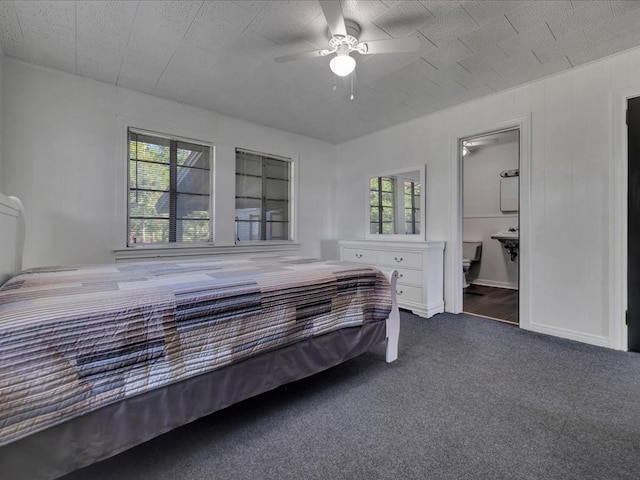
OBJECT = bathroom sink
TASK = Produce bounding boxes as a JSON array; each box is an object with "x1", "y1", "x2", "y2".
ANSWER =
[
  {"x1": 491, "y1": 230, "x2": 518, "y2": 261},
  {"x1": 490, "y1": 230, "x2": 519, "y2": 241}
]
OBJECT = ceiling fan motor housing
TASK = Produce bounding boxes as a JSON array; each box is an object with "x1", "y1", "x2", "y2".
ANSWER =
[{"x1": 328, "y1": 19, "x2": 360, "y2": 50}]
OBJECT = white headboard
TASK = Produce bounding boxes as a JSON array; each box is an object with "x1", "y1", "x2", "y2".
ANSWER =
[{"x1": 0, "y1": 193, "x2": 25, "y2": 285}]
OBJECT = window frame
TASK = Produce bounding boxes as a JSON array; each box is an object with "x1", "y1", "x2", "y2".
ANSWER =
[
  {"x1": 234, "y1": 148, "x2": 296, "y2": 245},
  {"x1": 126, "y1": 127, "x2": 214, "y2": 248}
]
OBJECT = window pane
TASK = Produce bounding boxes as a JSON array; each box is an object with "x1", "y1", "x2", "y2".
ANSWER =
[
  {"x1": 406, "y1": 222, "x2": 420, "y2": 235},
  {"x1": 129, "y1": 191, "x2": 168, "y2": 218},
  {"x1": 178, "y1": 219, "x2": 211, "y2": 242},
  {"x1": 177, "y1": 165, "x2": 210, "y2": 195},
  {"x1": 236, "y1": 175, "x2": 262, "y2": 199},
  {"x1": 236, "y1": 197, "x2": 261, "y2": 211},
  {"x1": 130, "y1": 138, "x2": 169, "y2": 163},
  {"x1": 176, "y1": 193, "x2": 210, "y2": 220},
  {"x1": 381, "y1": 178, "x2": 394, "y2": 192},
  {"x1": 128, "y1": 129, "x2": 211, "y2": 246},
  {"x1": 370, "y1": 206, "x2": 379, "y2": 223},
  {"x1": 129, "y1": 218, "x2": 169, "y2": 244},
  {"x1": 264, "y1": 159, "x2": 289, "y2": 179},
  {"x1": 266, "y1": 220, "x2": 288, "y2": 240},
  {"x1": 370, "y1": 175, "x2": 396, "y2": 235},
  {"x1": 236, "y1": 220, "x2": 261, "y2": 241},
  {"x1": 265, "y1": 201, "x2": 288, "y2": 221},
  {"x1": 130, "y1": 161, "x2": 169, "y2": 190},
  {"x1": 235, "y1": 149, "x2": 292, "y2": 242},
  {"x1": 177, "y1": 142, "x2": 210, "y2": 167},
  {"x1": 265, "y1": 178, "x2": 288, "y2": 200},
  {"x1": 236, "y1": 154, "x2": 262, "y2": 176}
]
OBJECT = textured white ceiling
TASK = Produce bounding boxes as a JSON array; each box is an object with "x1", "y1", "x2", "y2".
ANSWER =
[{"x1": 1, "y1": 0, "x2": 640, "y2": 143}]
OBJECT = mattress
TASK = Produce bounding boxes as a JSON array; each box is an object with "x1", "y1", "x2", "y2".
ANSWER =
[{"x1": 0, "y1": 255, "x2": 392, "y2": 447}]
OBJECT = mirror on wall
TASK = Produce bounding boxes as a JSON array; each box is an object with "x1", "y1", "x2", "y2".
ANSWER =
[{"x1": 366, "y1": 165, "x2": 426, "y2": 241}]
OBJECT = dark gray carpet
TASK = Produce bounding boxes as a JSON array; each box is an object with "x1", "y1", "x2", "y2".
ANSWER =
[{"x1": 62, "y1": 312, "x2": 640, "y2": 480}]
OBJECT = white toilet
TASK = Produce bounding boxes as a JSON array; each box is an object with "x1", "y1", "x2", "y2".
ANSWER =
[{"x1": 462, "y1": 241, "x2": 482, "y2": 288}]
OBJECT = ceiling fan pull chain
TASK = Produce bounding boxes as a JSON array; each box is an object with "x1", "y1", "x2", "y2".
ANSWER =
[{"x1": 350, "y1": 73, "x2": 354, "y2": 100}]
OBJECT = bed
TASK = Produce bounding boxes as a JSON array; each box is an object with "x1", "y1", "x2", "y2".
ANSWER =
[{"x1": 0, "y1": 192, "x2": 400, "y2": 480}]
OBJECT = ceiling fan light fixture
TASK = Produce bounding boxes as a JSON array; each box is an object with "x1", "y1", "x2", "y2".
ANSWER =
[{"x1": 330, "y1": 53, "x2": 356, "y2": 77}]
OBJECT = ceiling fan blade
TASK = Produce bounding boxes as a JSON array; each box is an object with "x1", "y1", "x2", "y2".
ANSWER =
[
  {"x1": 274, "y1": 50, "x2": 324, "y2": 63},
  {"x1": 360, "y1": 36, "x2": 420, "y2": 55},
  {"x1": 319, "y1": 0, "x2": 347, "y2": 38}
]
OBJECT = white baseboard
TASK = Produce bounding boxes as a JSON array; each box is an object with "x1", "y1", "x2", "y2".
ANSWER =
[
  {"x1": 471, "y1": 279, "x2": 518, "y2": 290},
  {"x1": 525, "y1": 322, "x2": 610, "y2": 348}
]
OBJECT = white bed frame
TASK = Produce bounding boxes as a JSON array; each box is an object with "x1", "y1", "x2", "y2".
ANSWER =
[{"x1": 0, "y1": 192, "x2": 24, "y2": 286}]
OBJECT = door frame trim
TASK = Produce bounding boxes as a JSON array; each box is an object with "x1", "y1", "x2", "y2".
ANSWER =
[
  {"x1": 612, "y1": 88, "x2": 640, "y2": 350},
  {"x1": 449, "y1": 114, "x2": 531, "y2": 331}
]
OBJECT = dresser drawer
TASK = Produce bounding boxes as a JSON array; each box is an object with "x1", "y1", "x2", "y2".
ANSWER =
[
  {"x1": 338, "y1": 240, "x2": 445, "y2": 318},
  {"x1": 394, "y1": 284, "x2": 423, "y2": 304},
  {"x1": 341, "y1": 247, "x2": 378, "y2": 264},
  {"x1": 396, "y1": 268, "x2": 423, "y2": 287},
  {"x1": 378, "y1": 250, "x2": 422, "y2": 268}
]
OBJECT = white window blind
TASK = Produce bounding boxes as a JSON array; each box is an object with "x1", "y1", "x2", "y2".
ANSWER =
[
  {"x1": 128, "y1": 129, "x2": 212, "y2": 245},
  {"x1": 235, "y1": 149, "x2": 292, "y2": 242}
]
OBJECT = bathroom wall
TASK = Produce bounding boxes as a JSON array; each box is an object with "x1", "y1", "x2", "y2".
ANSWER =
[{"x1": 463, "y1": 139, "x2": 519, "y2": 289}]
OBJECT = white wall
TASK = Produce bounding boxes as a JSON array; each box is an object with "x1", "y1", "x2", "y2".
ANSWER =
[
  {"x1": 0, "y1": 54, "x2": 3, "y2": 181},
  {"x1": 463, "y1": 141, "x2": 519, "y2": 289},
  {"x1": 336, "y1": 44, "x2": 640, "y2": 349},
  {"x1": 0, "y1": 58, "x2": 337, "y2": 268}
]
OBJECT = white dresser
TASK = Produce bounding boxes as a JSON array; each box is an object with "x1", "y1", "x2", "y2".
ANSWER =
[{"x1": 339, "y1": 240, "x2": 445, "y2": 318}]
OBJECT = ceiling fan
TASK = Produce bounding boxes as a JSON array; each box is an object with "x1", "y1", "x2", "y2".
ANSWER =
[{"x1": 274, "y1": 0, "x2": 420, "y2": 77}]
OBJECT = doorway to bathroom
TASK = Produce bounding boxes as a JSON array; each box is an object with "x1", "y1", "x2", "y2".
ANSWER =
[{"x1": 461, "y1": 129, "x2": 520, "y2": 325}]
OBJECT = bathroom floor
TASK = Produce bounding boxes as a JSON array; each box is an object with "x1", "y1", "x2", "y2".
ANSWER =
[{"x1": 463, "y1": 284, "x2": 518, "y2": 325}]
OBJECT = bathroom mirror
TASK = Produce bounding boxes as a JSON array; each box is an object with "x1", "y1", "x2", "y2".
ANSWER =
[{"x1": 366, "y1": 165, "x2": 426, "y2": 241}]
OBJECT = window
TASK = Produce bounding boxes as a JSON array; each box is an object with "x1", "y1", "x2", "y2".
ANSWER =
[
  {"x1": 128, "y1": 129, "x2": 212, "y2": 245},
  {"x1": 403, "y1": 180, "x2": 421, "y2": 234},
  {"x1": 235, "y1": 149, "x2": 292, "y2": 242},
  {"x1": 370, "y1": 176, "x2": 395, "y2": 234}
]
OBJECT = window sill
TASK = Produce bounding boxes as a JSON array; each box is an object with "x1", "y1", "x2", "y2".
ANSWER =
[{"x1": 114, "y1": 242, "x2": 301, "y2": 262}]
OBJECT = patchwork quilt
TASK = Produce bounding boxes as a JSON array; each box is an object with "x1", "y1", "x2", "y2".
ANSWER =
[{"x1": 0, "y1": 256, "x2": 391, "y2": 446}]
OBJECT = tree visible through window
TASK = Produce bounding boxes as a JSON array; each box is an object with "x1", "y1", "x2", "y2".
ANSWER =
[
  {"x1": 235, "y1": 149, "x2": 292, "y2": 242},
  {"x1": 128, "y1": 129, "x2": 211, "y2": 245},
  {"x1": 404, "y1": 180, "x2": 421, "y2": 234},
  {"x1": 370, "y1": 176, "x2": 395, "y2": 234}
]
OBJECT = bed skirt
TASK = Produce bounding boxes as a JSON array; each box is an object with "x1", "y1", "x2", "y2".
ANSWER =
[{"x1": 0, "y1": 321, "x2": 387, "y2": 480}]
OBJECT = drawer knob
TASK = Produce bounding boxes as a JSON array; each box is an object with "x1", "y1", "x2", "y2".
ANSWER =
[
  {"x1": 394, "y1": 256, "x2": 403, "y2": 263},
  {"x1": 396, "y1": 290, "x2": 403, "y2": 295},
  {"x1": 355, "y1": 253, "x2": 363, "y2": 259},
  {"x1": 398, "y1": 273, "x2": 404, "y2": 278}
]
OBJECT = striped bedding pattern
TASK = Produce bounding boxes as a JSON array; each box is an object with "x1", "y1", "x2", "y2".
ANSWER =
[{"x1": 0, "y1": 256, "x2": 391, "y2": 446}]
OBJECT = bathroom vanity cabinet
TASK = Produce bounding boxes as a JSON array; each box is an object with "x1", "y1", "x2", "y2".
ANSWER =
[{"x1": 338, "y1": 240, "x2": 445, "y2": 318}]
